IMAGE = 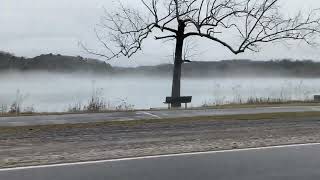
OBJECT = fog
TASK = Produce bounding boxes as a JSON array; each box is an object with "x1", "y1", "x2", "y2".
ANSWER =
[{"x1": 1, "y1": 72, "x2": 320, "y2": 112}]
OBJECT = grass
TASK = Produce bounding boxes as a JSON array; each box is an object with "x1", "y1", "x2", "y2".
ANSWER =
[
  {"x1": 202, "y1": 100, "x2": 320, "y2": 109},
  {"x1": 1, "y1": 111, "x2": 320, "y2": 133},
  {"x1": 0, "y1": 100, "x2": 319, "y2": 117}
]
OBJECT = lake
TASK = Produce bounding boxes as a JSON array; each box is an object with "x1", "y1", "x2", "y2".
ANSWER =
[{"x1": 0, "y1": 72, "x2": 320, "y2": 112}]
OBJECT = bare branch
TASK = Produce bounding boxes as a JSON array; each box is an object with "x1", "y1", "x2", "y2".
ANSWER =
[
  {"x1": 86, "y1": 0, "x2": 320, "y2": 60},
  {"x1": 155, "y1": 35, "x2": 177, "y2": 40},
  {"x1": 182, "y1": 0, "x2": 320, "y2": 54}
]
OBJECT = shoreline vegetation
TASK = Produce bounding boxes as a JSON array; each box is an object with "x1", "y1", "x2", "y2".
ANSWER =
[{"x1": 1, "y1": 99, "x2": 319, "y2": 117}]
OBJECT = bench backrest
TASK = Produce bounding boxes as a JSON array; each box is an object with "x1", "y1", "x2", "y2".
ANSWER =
[{"x1": 165, "y1": 96, "x2": 192, "y2": 104}]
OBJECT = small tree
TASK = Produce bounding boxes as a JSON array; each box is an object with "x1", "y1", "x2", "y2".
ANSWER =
[{"x1": 84, "y1": 0, "x2": 320, "y2": 107}]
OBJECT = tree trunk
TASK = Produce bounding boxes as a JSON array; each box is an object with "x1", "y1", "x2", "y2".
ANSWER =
[{"x1": 171, "y1": 22, "x2": 185, "y2": 108}]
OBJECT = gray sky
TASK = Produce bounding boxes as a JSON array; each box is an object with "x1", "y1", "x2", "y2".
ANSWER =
[{"x1": 1, "y1": 0, "x2": 320, "y2": 67}]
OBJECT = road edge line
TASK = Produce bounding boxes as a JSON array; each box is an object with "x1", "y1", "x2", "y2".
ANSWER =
[{"x1": 1, "y1": 142, "x2": 320, "y2": 171}]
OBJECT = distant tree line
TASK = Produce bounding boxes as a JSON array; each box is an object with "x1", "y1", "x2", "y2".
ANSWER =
[
  {"x1": 0, "y1": 52, "x2": 112, "y2": 74},
  {"x1": 113, "y1": 59, "x2": 320, "y2": 78},
  {"x1": 2, "y1": 51, "x2": 320, "y2": 77}
]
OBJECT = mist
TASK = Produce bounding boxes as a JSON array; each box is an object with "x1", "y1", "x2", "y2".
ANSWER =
[{"x1": 1, "y1": 71, "x2": 320, "y2": 112}]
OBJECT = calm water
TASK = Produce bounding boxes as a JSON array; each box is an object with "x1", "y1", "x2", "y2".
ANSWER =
[{"x1": 0, "y1": 72, "x2": 320, "y2": 112}]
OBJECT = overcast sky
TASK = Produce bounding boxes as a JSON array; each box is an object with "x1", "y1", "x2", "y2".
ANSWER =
[{"x1": 1, "y1": 0, "x2": 320, "y2": 67}]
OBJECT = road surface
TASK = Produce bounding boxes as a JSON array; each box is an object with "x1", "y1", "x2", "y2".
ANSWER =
[
  {"x1": 1, "y1": 106, "x2": 320, "y2": 126},
  {"x1": 1, "y1": 143, "x2": 320, "y2": 180}
]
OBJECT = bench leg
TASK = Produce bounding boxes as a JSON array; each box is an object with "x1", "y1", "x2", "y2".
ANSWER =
[
  {"x1": 185, "y1": 103, "x2": 187, "y2": 109},
  {"x1": 168, "y1": 104, "x2": 171, "y2": 109}
]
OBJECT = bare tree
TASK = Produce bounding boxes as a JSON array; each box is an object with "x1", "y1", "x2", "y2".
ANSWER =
[{"x1": 84, "y1": 0, "x2": 320, "y2": 107}]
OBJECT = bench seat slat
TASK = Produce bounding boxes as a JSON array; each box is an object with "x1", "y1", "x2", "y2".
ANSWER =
[{"x1": 164, "y1": 96, "x2": 192, "y2": 104}]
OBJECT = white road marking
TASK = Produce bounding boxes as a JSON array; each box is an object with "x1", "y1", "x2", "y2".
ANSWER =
[
  {"x1": 139, "y1": 112, "x2": 161, "y2": 119},
  {"x1": 1, "y1": 142, "x2": 320, "y2": 172},
  {"x1": 266, "y1": 107, "x2": 288, "y2": 109},
  {"x1": 6, "y1": 122, "x2": 28, "y2": 126},
  {"x1": 116, "y1": 118, "x2": 135, "y2": 121}
]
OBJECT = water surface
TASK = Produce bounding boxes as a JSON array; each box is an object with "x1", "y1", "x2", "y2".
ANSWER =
[{"x1": 0, "y1": 72, "x2": 319, "y2": 112}]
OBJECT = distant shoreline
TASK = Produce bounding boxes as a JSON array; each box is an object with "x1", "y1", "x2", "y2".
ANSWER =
[{"x1": 2, "y1": 51, "x2": 320, "y2": 78}]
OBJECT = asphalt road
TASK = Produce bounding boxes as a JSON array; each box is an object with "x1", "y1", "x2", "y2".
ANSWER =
[
  {"x1": 1, "y1": 106, "x2": 320, "y2": 126},
  {"x1": 1, "y1": 144, "x2": 320, "y2": 180}
]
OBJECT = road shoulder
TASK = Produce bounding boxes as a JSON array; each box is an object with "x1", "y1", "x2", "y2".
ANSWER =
[{"x1": 1, "y1": 112, "x2": 320, "y2": 168}]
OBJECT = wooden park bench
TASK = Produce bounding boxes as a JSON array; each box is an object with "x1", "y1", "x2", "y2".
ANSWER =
[
  {"x1": 314, "y1": 95, "x2": 320, "y2": 102},
  {"x1": 164, "y1": 96, "x2": 192, "y2": 109}
]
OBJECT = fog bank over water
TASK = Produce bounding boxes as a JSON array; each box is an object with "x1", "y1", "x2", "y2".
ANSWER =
[
  {"x1": 3, "y1": 52, "x2": 320, "y2": 78},
  {"x1": 1, "y1": 72, "x2": 320, "y2": 112}
]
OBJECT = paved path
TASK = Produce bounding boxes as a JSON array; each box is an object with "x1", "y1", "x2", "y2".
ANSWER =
[
  {"x1": 1, "y1": 144, "x2": 320, "y2": 180},
  {"x1": 1, "y1": 106, "x2": 320, "y2": 126}
]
